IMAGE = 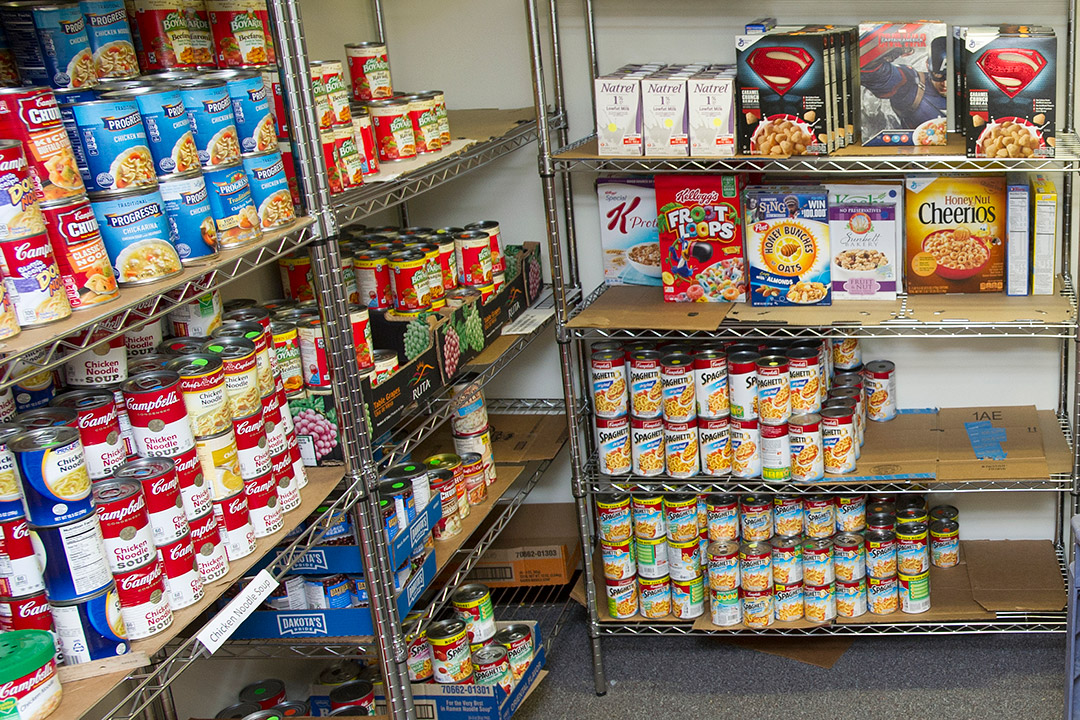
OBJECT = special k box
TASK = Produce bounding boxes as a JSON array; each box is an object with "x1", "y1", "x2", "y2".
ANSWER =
[
  {"x1": 904, "y1": 176, "x2": 1006, "y2": 294},
  {"x1": 655, "y1": 174, "x2": 746, "y2": 302},
  {"x1": 597, "y1": 177, "x2": 661, "y2": 286}
]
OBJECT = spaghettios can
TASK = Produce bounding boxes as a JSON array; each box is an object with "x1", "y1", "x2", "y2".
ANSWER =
[
  {"x1": 345, "y1": 42, "x2": 391, "y2": 101},
  {"x1": 428, "y1": 617, "x2": 473, "y2": 684},
  {"x1": 667, "y1": 537, "x2": 700, "y2": 582},
  {"x1": 663, "y1": 418, "x2": 697, "y2": 478},
  {"x1": 590, "y1": 350, "x2": 627, "y2": 420},
  {"x1": 663, "y1": 494, "x2": 698, "y2": 543},
  {"x1": 32, "y1": 513, "x2": 112, "y2": 602},
  {"x1": 707, "y1": 540, "x2": 739, "y2": 591},
  {"x1": 773, "y1": 580, "x2": 803, "y2": 622},
  {"x1": 739, "y1": 495, "x2": 771, "y2": 543},
  {"x1": 835, "y1": 495, "x2": 866, "y2": 533},
  {"x1": 660, "y1": 353, "x2": 694, "y2": 423},
  {"x1": 93, "y1": 478, "x2": 154, "y2": 573},
  {"x1": 89, "y1": 187, "x2": 182, "y2": 285},
  {"x1": 802, "y1": 537, "x2": 834, "y2": 586},
  {"x1": 472, "y1": 644, "x2": 513, "y2": 694},
  {"x1": 0, "y1": 515, "x2": 45, "y2": 597},
  {"x1": 772, "y1": 494, "x2": 803, "y2": 538},
  {"x1": 68, "y1": 100, "x2": 155, "y2": 194},
  {"x1": 635, "y1": 535, "x2": 667, "y2": 579},
  {"x1": 730, "y1": 416, "x2": 761, "y2": 478},
  {"x1": 710, "y1": 586, "x2": 741, "y2": 627},
  {"x1": 631, "y1": 494, "x2": 664, "y2": 540},
  {"x1": 804, "y1": 583, "x2": 835, "y2": 624},
  {"x1": 864, "y1": 360, "x2": 897, "y2": 422},
  {"x1": 605, "y1": 574, "x2": 637, "y2": 619},
  {"x1": 0, "y1": 87, "x2": 86, "y2": 202},
  {"x1": 739, "y1": 540, "x2": 772, "y2": 592},
  {"x1": 368, "y1": 97, "x2": 414, "y2": 162},
  {"x1": 13, "y1": 426, "x2": 92, "y2": 526},
  {"x1": 755, "y1": 355, "x2": 789, "y2": 425},
  {"x1": 895, "y1": 521, "x2": 930, "y2": 576},
  {"x1": 803, "y1": 494, "x2": 833, "y2": 539},
  {"x1": 694, "y1": 349, "x2": 728, "y2": 419},
  {"x1": 188, "y1": 507, "x2": 228, "y2": 583},
  {"x1": 636, "y1": 574, "x2": 671, "y2": 619},
  {"x1": 786, "y1": 346, "x2": 820, "y2": 414},
  {"x1": 596, "y1": 493, "x2": 631, "y2": 544},
  {"x1": 898, "y1": 569, "x2": 930, "y2": 614},
  {"x1": 176, "y1": 79, "x2": 240, "y2": 168},
  {"x1": 628, "y1": 417, "x2": 662, "y2": 478},
  {"x1": 240, "y1": 150, "x2": 294, "y2": 230},
  {"x1": 3, "y1": 3, "x2": 96, "y2": 90},
  {"x1": 49, "y1": 584, "x2": 127, "y2": 664},
  {"x1": 760, "y1": 421, "x2": 790, "y2": 481},
  {"x1": 833, "y1": 532, "x2": 866, "y2": 582},
  {"x1": 451, "y1": 583, "x2": 496, "y2": 646},
  {"x1": 727, "y1": 351, "x2": 759, "y2": 420},
  {"x1": 836, "y1": 577, "x2": 867, "y2": 618},
  {"x1": 821, "y1": 406, "x2": 856, "y2": 474},
  {"x1": 121, "y1": 370, "x2": 195, "y2": 457},
  {"x1": 930, "y1": 519, "x2": 960, "y2": 569},
  {"x1": 788, "y1": 413, "x2": 823, "y2": 482},
  {"x1": 832, "y1": 337, "x2": 860, "y2": 371},
  {"x1": 770, "y1": 535, "x2": 802, "y2": 584},
  {"x1": 867, "y1": 574, "x2": 898, "y2": 615},
  {"x1": 706, "y1": 494, "x2": 738, "y2": 542},
  {"x1": 865, "y1": 529, "x2": 897, "y2": 579},
  {"x1": 671, "y1": 574, "x2": 704, "y2": 619},
  {"x1": 0, "y1": 232, "x2": 71, "y2": 327}
]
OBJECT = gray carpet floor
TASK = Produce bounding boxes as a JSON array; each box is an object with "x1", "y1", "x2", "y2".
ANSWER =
[{"x1": 515, "y1": 604, "x2": 1068, "y2": 719}]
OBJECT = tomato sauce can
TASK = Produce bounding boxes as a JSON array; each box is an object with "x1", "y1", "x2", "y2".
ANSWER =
[
  {"x1": 114, "y1": 558, "x2": 172, "y2": 639},
  {"x1": 156, "y1": 531, "x2": 203, "y2": 609},
  {"x1": 12, "y1": 426, "x2": 92, "y2": 526},
  {"x1": 596, "y1": 493, "x2": 631, "y2": 544},
  {"x1": 33, "y1": 513, "x2": 112, "y2": 602},
  {"x1": 49, "y1": 583, "x2": 126, "y2": 664},
  {"x1": 730, "y1": 416, "x2": 761, "y2": 478},
  {"x1": 0, "y1": 516, "x2": 45, "y2": 597},
  {"x1": 428, "y1": 617, "x2": 473, "y2": 684},
  {"x1": 211, "y1": 490, "x2": 254, "y2": 560},
  {"x1": 786, "y1": 346, "x2": 820, "y2": 414},
  {"x1": 631, "y1": 494, "x2": 664, "y2": 540},
  {"x1": 820, "y1": 406, "x2": 856, "y2": 474},
  {"x1": 833, "y1": 532, "x2": 866, "y2": 582},
  {"x1": 706, "y1": 539, "x2": 739, "y2": 591},
  {"x1": 727, "y1": 350, "x2": 759, "y2": 420},
  {"x1": 188, "y1": 507, "x2": 228, "y2": 583},
  {"x1": 354, "y1": 249, "x2": 391, "y2": 310},
  {"x1": 92, "y1": 477, "x2": 154, "y2": 573},
  {"x1": 865, "y1": 529, "x2": 897, "y2": 579},
  {"x1": 0, "y1": 232, "x2": 71, "y2": 327},
  {"x1": 242, "y1": 469, "x2": 281, "y2": 537},
  {"x1": 121, "y1": 370, "x2": 194, "y2": 457},
  {"x1": 693, "y1": 349, "x2": 728, "y2": 420},
  {"x1": 345, "y1": 42, "x2": 391, "y2": 101},
  {"x1": 739, "y1": 494, "x2": 771, "y2": 543}
]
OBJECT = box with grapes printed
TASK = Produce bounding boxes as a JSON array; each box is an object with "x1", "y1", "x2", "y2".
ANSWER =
[
  {"x1": 289, "y1": 388, "x2": 344, "y2": 466},
  {"x1": 365, "y1": 312, "x2": 443, "y2": 438}
]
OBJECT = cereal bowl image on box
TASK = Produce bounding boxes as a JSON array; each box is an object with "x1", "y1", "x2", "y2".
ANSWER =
[
  {"x1": 745, "y1": 187, "x2": 831, "y2": 306},
  {"x1": 597, "y1": 178, "x2": 661, "y2": 286}
]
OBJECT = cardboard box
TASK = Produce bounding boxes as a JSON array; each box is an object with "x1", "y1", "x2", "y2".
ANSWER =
[
  {"x1": 1005, "y1": 173, "x2": 1030, "y2": 296},
  {"x1": 1030, "y1": 174, "x2": 1057, "y2": 296},
  {"x1": 826, "y1": 182, "x2": 902, "y2": 300},
  {"x1": 595, "y1": 74, "x2": 643, "y2": 156},
  {"x1": 687, "y1": 69, "x2": 736, "y2": 157},
  {"x1": 744, "y1": 186, "x2": 831, "y2": 306},
  {"x1": 656, "y1": 174, "x2": 746, "y2": 302},
  {"x1": 597, "y1": 177, "x2": 661, "y2": 286},
  {"x1": 470, "y1": 503, "x2": 582, "y2": 587},
  {"x1": 904, "y1": 175, "x2": 1005, "y2": 294},
  {"x1": 859, "y1": 22, "x2": 948, "y2": 146}
]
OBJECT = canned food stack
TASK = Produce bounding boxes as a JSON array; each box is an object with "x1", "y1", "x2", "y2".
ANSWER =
[
  {"x1": 595, "y1": 491, "x2": 960, "y2": 625},
  {"x1": 308, "y1": 59, "x2": 364, "y2": 195},
  {"x1": 593, "y1": 337, "x2": 897, "y2": 480},
  {"x1": 448, "y1": 376, "x2": 496, "y2": 484},
  {"x1": 215, "y1": 678, "x2": 317, "y2": 720},
  {"x1": 408, "y1": 583, "x2": 535, "y2": 687},
  {"x1": 378, "y1": 461, "x2": 433, "y2": 545}
]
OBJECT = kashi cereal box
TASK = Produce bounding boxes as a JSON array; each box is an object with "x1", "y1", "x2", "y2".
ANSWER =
[
  {"x1": 826, "y1": 183, "x2": 903, "y2": 300},
  {"x1": 655, "y1": 174, "x2": 746, "y2": 303},
  {"x1": 904, "y1": 176, "x2": 1005, "y2": 294},
  {"x1": 744, "y1": 187, "x2": 831, "y2": 306},
  {"x1": 597, "y1": 177, "x2": 661, "y2": 286}
]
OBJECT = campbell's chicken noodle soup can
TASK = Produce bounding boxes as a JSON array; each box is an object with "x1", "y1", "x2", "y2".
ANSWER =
[
  {"x1": 788, "y1": 413, "x2": 823, "y2": 483},
  {"x1": 242, "y1": 470, "x2": 281, "y2": 537},
  {"x1": 707, "y1": 540, "x2": 739, "y2": 591},
  {"x1": 730, "y1": 416, "x2": 761, "y2": 479},
  {"x1": 697, "y1": 417, "x2": 730, "y2": 476},
  {"x1": 231, "y1": 411, "x2": 269, "y2": 480},
  {"x1": 738, "y1": 495, "x2": 771, "y2": 542},
  {"x1": 821, "y1": 406, "x2": 856, "y2": 474},
  {"x1": 693, "y1": 349, "x2": 728, "y2": 420},
  {"x1": 114, "y1": 558, "x2": 172, "y2": 639},
  {"x1": 270, "y1": 448, "x2": 299, "y2": 513},
  {"x1": 867, "y1": 574, "x2": 898, "y2": 615},
  {"x1": 755, "y1": 355, "x2": 789, "y2": 425},
  {"x1": 832, "y1": 337, "x2": 861, "y2": 371},
  {"x1": 864, "y1": 360, "x2": 897, "y2": 422},
  {"x1": 187, "y1": 507, "x2": 228, "y2": 583},
  {"x1": 706, "y1": 494, "x2": 738, "y2": 541},
  {"x1": 156, "y1": 531, "x2": 202, "y2": 609},
  {"x1": 631, "y1": 494, "x2": 664, "y2": 540},
  {"x1": 786, "y1": 346, "x2": 820, "y2": 414},
  {"x1": 172, "y1": 445, "x2": 211, "y2": 519},
  {"x1": 930, "y1": 519, "x2": 960, "y2": 568},
  {"x1": 165, "y1": 353, "x2": 231, "y2": 437},
  {"x1": 63, "y1": 331, "x2": 127, "y2": 387},
  {"x1": 51, "y1": 389, "x2": 126, "y2": 480},
  {"x1": 833, "y1": 532, "x2": 866, "y2": 582},
  {"x1": 727, "y1": 351, "x2": 759, "y2": 420},
  {"x1": 772, "y1": 494, "x2": 803, "y2": 538},
  {"x1": 212, "y1": 489, "x2": 254, "y2": 560},
  {"x1": 595, "y1": 493, "x2": 631, "y2": 543},
  {"x1": 0, "y1": 516, "x2": 46, "y2": 597},
  {"x1": 835, "y1": 495, "x2": 866, "y2": 533},
  {"x1": 260, "y1": 392, "x2": 287, "y2": 457},
  {"x1": 590, "y1": 350, "x2": 627, "y2": 419},
  {"x1": 0, "y1": 87, "x2": 86, "y2": 202},
  {"x1": 0, "y1": 232, "x2": 72, "y2": 327},
  {"x1": 770, "y1": 535, "x2": 802, "y2": 584},
  {"x1": 124, "y1": 320, "x2": 163, "y2": 359},
  {"x1": 759, "y1": 421, "x2": 790, "y2": 481},
  {"x1": 0, "y1": 140, "x2": 44, "y2": 241},
  {"x1": 865, "y1": 529, "x2": 897, "y2": 579},
  {"x1": 354, "y1": 249, "x2": 391, "y2": 310},
  {"x1": 637, "y1": 574, "x2": 671, "y2": 619},
  {"x1": 114, "y1": 457, "x2": 188, "y2": 545},
  {"x1": 660, "y1": 353, "x2": 695, "y2": 422},
  {"x1": 663, "y1": 418, "x2": 698, "y2": 478},
  {"x1": 345, "y1": 42, "x2": 391, "y2": 101},
  {"x1": 627, "y1": 350, "x2": 661, "y2": 419},
  {"x1": 738, "y1": 540, "x2": 772, "y2": 592},
  {"x1": 0, "y1": 589, "x2": 54, "y2": 635},
  {"x1": 121, "y1": 370, "x2": 195, "y2": 457},
  {"x1": 629, "y1": 416, "x2": 663, "y2": 477}
]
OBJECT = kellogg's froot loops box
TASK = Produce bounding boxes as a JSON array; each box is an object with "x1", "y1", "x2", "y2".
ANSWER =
[
  {"x1": 655, "y1": 174, "x2": 746, "y2": 303},
  {"x1": 745, "y1": 187, "x2": 831, "y2": 306}
]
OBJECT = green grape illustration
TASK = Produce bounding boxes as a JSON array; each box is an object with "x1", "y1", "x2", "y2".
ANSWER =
[
  {"x1": 503, "y1": 252, "x2": 520, "y2": 283},
  {"x1": 463, "y1": 304, "x2": 484, "y2": 351},
  {"x1": 403, "y1": 318, "x2": 431, "y2": 360}
]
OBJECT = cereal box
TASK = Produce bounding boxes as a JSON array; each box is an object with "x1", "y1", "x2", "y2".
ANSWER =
[
  {"x1": 744, "y1": 187, "x2": 831, "y2": 306},
  {"x1": 964, "y1": 26, "x2": 1056, "y2": 158},
  {"x1": 1005, "y1": 173, "x2": 1030, "y2": 296},
  {"x1": 826, "y1": 183, "x2": 902, "y2": 300},
  {"x1": 655, "y1": 174, "x2": 746, "y2": 303},
  {"x1": 1030, "y1": 174, "x2": 1057, "y2": 296},
  {"x1": 735, "y1": 30, "x2": 831, "y2": 155},
  {"x1": 859, "y1": 22, "x2": 948, "y2": 146},
  {"x1": 597, "y1": 177, "x2": 661, "y2": 286},
  {"x1": 904, "y1": 176, "x2": 1005, "y2": 294}
]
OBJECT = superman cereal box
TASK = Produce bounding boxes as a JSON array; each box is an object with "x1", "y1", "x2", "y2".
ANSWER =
[
  {"x1": 655, "y1": 174, "x2": 746, "y2": 303},
  {"x1": 859, "y1": 22, "x2": 948, "y2": 146},
  {"x1": 904, "y1": 176, "x2": 1005, "y2": 294},
  {"x1": 744, "y1": 187, "x2": 831, "y2": 306}
]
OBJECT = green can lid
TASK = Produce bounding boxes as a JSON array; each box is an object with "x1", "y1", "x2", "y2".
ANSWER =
[{"x1": 0, "y1": 630, "x2": 55, "y2": 684}]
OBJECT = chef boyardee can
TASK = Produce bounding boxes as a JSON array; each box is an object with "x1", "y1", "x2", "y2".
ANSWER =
[
  {"x1": 69, "y1": 99, "x2": 155, "y2": 193},
  {"x1": 49, "y1": 582, "x2": 127, "y2": 664},
  {"x1": 240, "y1": 150, "x2": 294, "y2": 230},
  {"x1": 90, "y1": 186, "x2": 182, "y2": 285},
  {"x1": 451, "y1": 582, "x2": 496, "y2": 647},
  {"x1": 13, "y1": 426, "x2": 92, "y2": 526},
  {"x1": 33, "y1": 512, "x2": 113, "y2": 602},
  {"x1": 159, "y1": 170, "x2": 218, "y2": 263},
  {"x1": 203, "y1": 160, "x2": 260, "y2": 248}
]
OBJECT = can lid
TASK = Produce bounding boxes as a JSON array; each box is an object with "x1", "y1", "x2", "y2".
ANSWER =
[
  {"x1": 215, "y1": 703, "x2": 262, "y2": 719},
  {"x1": 327, "y1": 680, "x2": 374, "y2": 704},
  {"x1": 0, "y1": 630, "x2": 54, "y2": 684}
]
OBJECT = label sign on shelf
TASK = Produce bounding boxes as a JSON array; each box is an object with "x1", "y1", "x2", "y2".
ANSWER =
[
  {"x1": 502, "y1": 306, "x2": 555, "y2": 335},
  {"x1": 196, "y1": 569, "x2": 279, "y2": 653}
]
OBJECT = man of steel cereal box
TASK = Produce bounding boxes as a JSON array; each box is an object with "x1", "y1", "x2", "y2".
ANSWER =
[
  {"x1": 859, "y1": 22, "x2": 948, "y2": 146},
  {"x1": 744, "y1": 187, "x2": 831, "y2": 306},
  {"x1": 904, "y1": 176, "x2": 1005, "y2": 293},
  {"x1": 963, "y1": 25, "x2": 1056, "y2": 158},
  {"x1": 736, "y1": 30, "x2": 831, "y2": 155},
  {"x1": 655, "y1": 174, "x2": 746, "y2": 303}
]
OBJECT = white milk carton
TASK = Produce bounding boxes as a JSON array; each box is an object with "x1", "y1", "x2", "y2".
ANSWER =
[
  {"x1": 595, "y1": 74, "x2": 643, "y2": 156},
  {"x1": 643, "y1": 75, "x2": 689, "y2": 156},
  {"x1": 688, "y1": 70, "x2": 736, "y2": 157}
]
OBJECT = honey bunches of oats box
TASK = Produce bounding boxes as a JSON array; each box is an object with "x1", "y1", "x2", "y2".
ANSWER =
[{"x1": 744, "y1": 187, "x2": 831, "y2": 306}]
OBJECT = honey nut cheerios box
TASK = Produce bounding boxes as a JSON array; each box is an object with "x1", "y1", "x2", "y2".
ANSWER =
[
  {"x1": 904, "y1": 175, "x2": 1005, "y2": 294},
  {"x1": 744, "y1": 186, "x2": 831, "y2": 307},
  {"x1": 655, "y1": 174, "x2": 746, "y2": 303}
]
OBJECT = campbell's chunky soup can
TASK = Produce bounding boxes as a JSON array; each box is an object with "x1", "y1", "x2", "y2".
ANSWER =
[{"x1": 0, "y1": 87, "x2": 86, "y2": 202}]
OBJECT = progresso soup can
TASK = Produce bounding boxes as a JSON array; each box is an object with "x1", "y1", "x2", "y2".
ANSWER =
[
  {"x1": 2, "y1": 3, "x2": 97, "y2": 89},
  {"x1": 80, "y1": 0, "x2": 139, "y2": 80},
  {"x1": 176, "y1": 78, "x2": 240, "y2": 168},
  {"x1": 90, "y1": 186, "x2": 183, "y2": 285},
  {"x1": 202, "y1": 161, "x2": 260, "y2": 247},
  {"x1": 102, "y1": 85, "x2": 200, "y2": 177},
  {"x1": 68, "y1": 99, "x2": 156, "y2": 194},
  {"x1": 240, "y1": 150, "x2": 294, "y2": 230},
  {"x1": 206, "y1": 69, "x2": 275, "y2": 154},
  {"x1": 159, "y1": 170, "x2": 218, "y2": 263}
]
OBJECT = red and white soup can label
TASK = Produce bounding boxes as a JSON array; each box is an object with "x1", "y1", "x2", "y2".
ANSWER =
[
  {"x1": 188, "y1": 509, "x2": 229, "y2": 584},
  {"x1": 157, "y1": 532, "x2": 204, "y2": 610},
  {"x1": 212, "y1": 491, "x2": 256, "y2": 561},
  {"x1": 114, "y1": 559, "x2": 174, "y2": 640}
]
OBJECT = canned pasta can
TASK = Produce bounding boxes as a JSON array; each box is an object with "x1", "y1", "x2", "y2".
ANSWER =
[
  {"x1": 89, "y1": 187, "x2": 183, "y2": 285},
  {"x1": 739, "y1": 540, "x2": 772, "y2": 592},
  {"x1": 631, "y1": 494, "x2": 664, "y2": 540},
  {"x1": 727, "y1": 350, "x2": 759, "y2": 420},
  {"x1": 663, "y1": 494, "x2": 697, "y2": 543},
  {"x1": 130, "y1": 2, "x2": 195, "y2": 71},
  {"x1": 13, "y1": 426, "x2": 92, "y2": 526},
  {"x1": 755, "y1": 355, "x2": 789, "y2": 425},
  {"x1": 929, "y1": 504, "x2": 958, "y2": 523},
  {"x1": 368, "y1": 97, "x2": 415, "y2": 162},
  {"x1": 759, "y1": 421, "x2": 790, "y2": 480},
  {"x1": 896, "y1": 507, "x2": 928, "y2": 525},
  {"x1": 802, "y1": 537, "x2": 834, "y2": 586},
  {"x1": 772, "y1": 494, "x2": 803, "y2": 538},
  {"x1": 709, "y1": 587, "x2": 741, "y2": 627},
  {"x1": 345, "y1": 42, "x2": 391, "y2": 101},
  {"x1": 707, "y1": 540, "x2": 739, "y2": 591},
  {"x1": 899, "y1": 570, "x2": 931, "y2": 614},
  {"x1": 788, "y1": 413, "x2": 823, "y2": 482},
  {"x1": 638, "y1": 574, "x2": 671, "y2": 619},
  {"x1": 351, "y1": 112, "x2": 379, "y2": 176},
  {"x1": 453, "y1": 230, "x2": 491, "y2": 286},
  {"x1": 596, "y1": 494, "x2": 631, "y2": 544},
  {"x1": 833, "y1": 532, "x2": 865, "y2": 582},
  {"x1": 694, "y1": 349, "x2": 728, "y2": 419},
  {"x1": 605, "y1": 574, "x2": 637, "y2": 619},
  {"x1": 835, "y1": 495, "x2": 866, "y2": 533},
  {"x1": 895, "y1": 521, "x2": 929, "y2": 575},
  {"x1": 698, "y1": 417, "x2": 730, "y2": 477},
  {"x1": 628, "y1": 350, "x2": 662, "y2": 419},
  {"x1": 662, "y1": 418, "x2": 697, "y2": 478},
  {"x1": 594, "y1": 415, "x2": 630, "y2": 477},
  {"x1": 730, "y1": 416, "x2": 760, "y2": 478},
  {"x1": 635, "y1": 535, "x2": 668, "y2": 579},
  {"x1": 770, "y1": 535, "x2": 802, "y2": 584},
  {"x1": 660, "y1": 353, "x2": 695, "y2": 422},
  {"x1": 786, "y1": 346, "x2": 820, "y2": 414},
  {"x1": 828, "y1": 387, "x2": 864, "y2": 452},
  {"x1": 836, "y1": 577, "x2": 867, "y2": 618},
  {"x1": 742, "y1": 588, "x2": 772, "y2": 628},
  {"x1": 803, "y1": 494, "x2": 833, "y2": 538},
  {"x1": 591, "y1": 350, "x2": 627, "y2": 419},
  {"x1": 240, "y1": 150, "x2": 295, "y2": 230},
  {"x1": 803, "y1": 583, "x2": 835, "y2": 624},
  {"x1": 600, "y1": 537, "x2": 635, "y2": 581},
  {"x1": 471, "y1": 644, "x2": 513, "y2": 694},
  {"x1": 0, "y1": 232, "x2": 71, "y2": 327},
  {"x1": 773, "y1": 580, "x2": 803, "y2": 622},
  {"x1": 666, "y1": 537, "x2": 700, "y2": 582},
  {"x1": 867, "y1": 512, "x2": 893, "y2": 532},
  {"x1": 864, "y1": 360, "x2": 897, "y2": 422},
  {"x1": 820, "y1": 406, "x2": 856, "y2": 474},
  {"x1": 867, "y1": 575, "x2": 898, "y2": 615},
  {"x1": 865, "y1": 530, "x2": 897, "y2": 579},
  {"x1": 832, "y1": 337, "x2": 861, "y2": 371},
  {"x1": 930, "y1": 519, "x2": 959, "y2": 568},
  {"x1": 671, "y1": 574, "x2": 704, "y2": 619},
  {"x1": 404, "y1": 92, "x2": 439, "y2": 154},
  {"x1": 739, "y1": 495, "x2": 771, "y2": 543},
  {"x1": 702, "y1": 497, "x2": 735, "y2": 543}
]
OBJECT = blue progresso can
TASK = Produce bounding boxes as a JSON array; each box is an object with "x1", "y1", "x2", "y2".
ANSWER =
[
  {"x1": 3, "y1": 4, "x2": 97, "y2": 90},
  {"x1": 79, "y1": 0, "x2": 139, "y2": 80},
  {"x1": 202, "y1": 161, "x2": 259, "y2": 247},
  {"x1": 103, "y1": 84, "x2": 199, "y2": 177},
  {"x1": 69, "y1": 98, "x2": 155, "y2": 193},
  {"x1": 240, "y1": 150, "x2": 294, "y2": 230},
  {"x1": 159, "y1": 170, "x2": 217, "y2": 264},
  {"x1": 207, "y1": 69, "x2": 275, "y2": 155},
  {"x1": 89, "y1": 187, "x2": 182, "y2": 285},
  {"x1": 176, "y1": 78, "x2": 239, "y2": 169}
]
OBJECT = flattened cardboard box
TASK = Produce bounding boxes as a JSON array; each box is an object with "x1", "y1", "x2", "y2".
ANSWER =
[
  {"x1": 964, "y1": 540, "x2": 1065, "y2": 611},
  {"x1": 470, "y1": 503, "x2": 582, "y2": 587},
  {"x1": 935, "y1": 405, "x2": 1049, "y2": 480}
]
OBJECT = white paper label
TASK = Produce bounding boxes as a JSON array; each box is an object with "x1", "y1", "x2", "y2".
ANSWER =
[
  {"x1": 195, "y1": 568, "x2": 278, "y2": 653},
  {"x1": 501, "y1": 307, "x2": 554, "y2": 335}
]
